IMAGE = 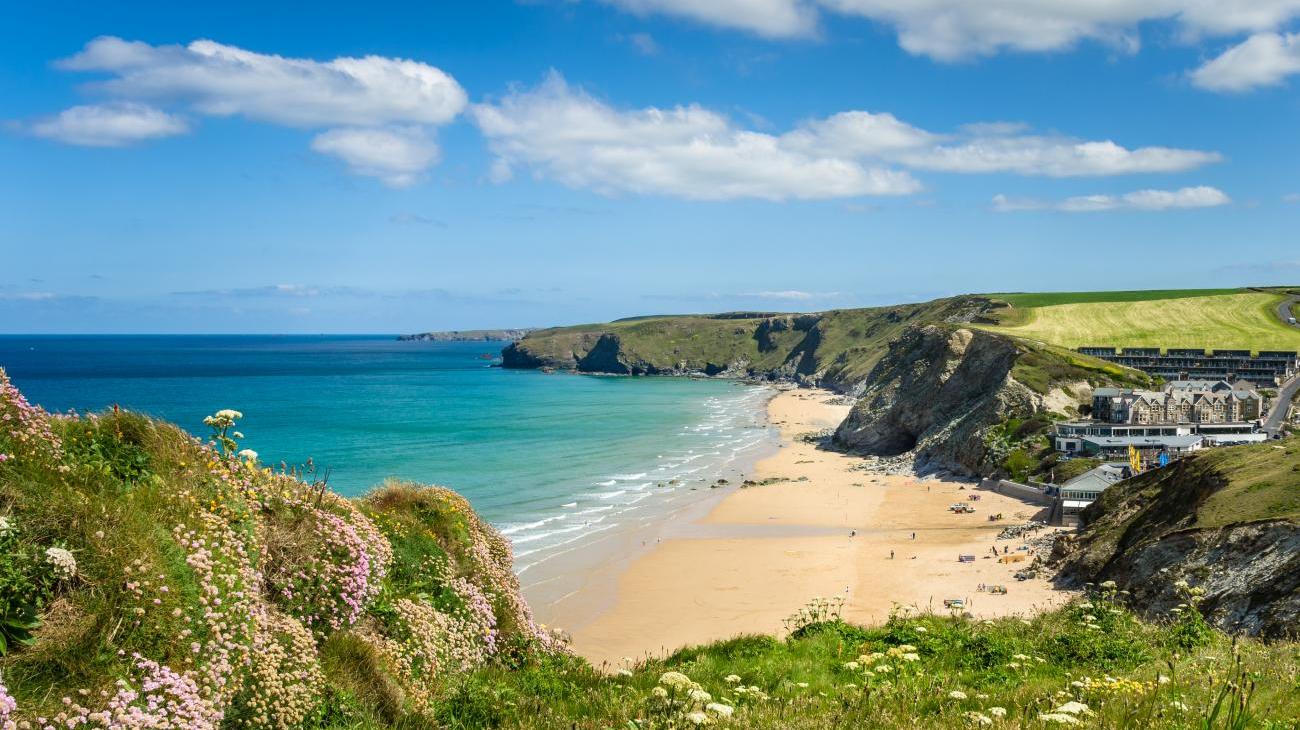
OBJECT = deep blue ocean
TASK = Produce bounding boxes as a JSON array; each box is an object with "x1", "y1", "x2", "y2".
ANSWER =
[{"x1": 0, "y1": 335, "x2": 774, "y2": 572}]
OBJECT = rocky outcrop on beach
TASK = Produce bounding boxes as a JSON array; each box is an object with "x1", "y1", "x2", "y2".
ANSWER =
[
  {"x1": 1051, "y1": 442, "x2": 1300, "y2": 637},
  {"x1": 399, "y1": 328, "x2": 535, "y2": 342},
  {"x1": 832, "y1": 326, "x2": 1035, "y2": 475}
]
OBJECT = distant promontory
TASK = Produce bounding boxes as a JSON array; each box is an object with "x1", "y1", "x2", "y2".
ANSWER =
[{"x1": 398, "y1": 328, "x2": 536, "y2": 342}]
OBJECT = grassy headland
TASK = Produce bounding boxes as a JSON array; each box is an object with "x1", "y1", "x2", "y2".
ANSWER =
[{"x1": 502, "y1": 296, "x2": 999, "y2": 387}]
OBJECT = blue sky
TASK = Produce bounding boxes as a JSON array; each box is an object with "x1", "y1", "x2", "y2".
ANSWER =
[{"x1": 3, "y1": 0, "x2": 1299, "y2": 333}]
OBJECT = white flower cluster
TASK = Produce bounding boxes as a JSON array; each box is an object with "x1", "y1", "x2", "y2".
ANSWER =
[{"x1": 46, "y1": 546, "x2": 77, "y2": 580}]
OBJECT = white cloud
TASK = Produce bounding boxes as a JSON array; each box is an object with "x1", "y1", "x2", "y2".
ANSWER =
[
  {"x1": 44, "y1": 36, "x2": 467, "y2": 184},
  {"x1": 60, "y1": 36, "x2": 467, "y2": 127},
  {"x1": 30, "y1": 102, "x2": 188, "y2": 147},
  {"x1": 311, "y1": 127, "x2": 439, "y2": 187},
  {"x1": 0, "y1": 291, "x2": 58, "y2": 301},
  {"x1": 897, "y1": 138, "x2": 1222, "y2": 177},
  {"x1": 624, "y1": 32, "x2": 661, "y2": 55},
  {"x1": 993, "y1": 185, "x2": 1231, "y2": 212},
  {"x1": 1191, "y1": 32, "x2": 1300, "y2": 91},
  {"x1": 792, "y1": 113, "x2": 1220, "y2": 176},
  {"x1": 472, "y1": 73, "x2": 1220, "y2": 200},
  {"x1": 601, "y1": 0, "x2": 819, "y2": 39},
  {"x1": 472, "y1": 73, "x2": 920, "y2": 201},
  {"x1": 1283, "y1": 192, "x2": 1300, "y2": 202},
  {"x1": 741, "y1": 290, "x2": 841, "y2": 300},
  {"x1": 597, "y1": 1, "x2": 1300, "y2": 62}
]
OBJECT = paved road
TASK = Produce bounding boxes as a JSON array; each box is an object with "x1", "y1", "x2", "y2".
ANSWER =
[
  {"x1": 1276, "y1": 294, "x2": 1299, "y2": 329},
  {"x1": 1265, "y1": 374, "x2": 1299, "y2": 434}
]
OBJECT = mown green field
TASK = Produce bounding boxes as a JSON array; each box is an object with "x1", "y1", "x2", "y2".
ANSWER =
[
  {"x1": 984, "y1": 292, "x2": 1300, "y2": 353},
  {"x1": 989, "y1": 288, "x2": 1246, "y2": 309}
]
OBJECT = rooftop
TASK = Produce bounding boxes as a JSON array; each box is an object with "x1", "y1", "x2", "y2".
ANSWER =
[
  {"x1": 1061, "y1": 463, "x2": 1129, "y2": 494},
  {"x1": 1081, "y1": 434, "x2": 1206, "y2": 448}
]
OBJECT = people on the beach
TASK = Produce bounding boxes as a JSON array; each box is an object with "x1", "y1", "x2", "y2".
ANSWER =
[{"x1": 890, "y1": 550, "x2": 895, "y2": 559}]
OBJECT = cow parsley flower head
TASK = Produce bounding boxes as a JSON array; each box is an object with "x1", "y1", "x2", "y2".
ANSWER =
[
  {"x1": 659, "y1": 671, "x2": 693, "y2": 691},
  {"x1": 705, "y1": 703, "x2": 734, "y2": 717},
  {"x1": 237, "y1": 449, "x2": 258, "y2": 461},
  {"x1": 46, "y1": 546, "x2": 77, "y2": 580}
]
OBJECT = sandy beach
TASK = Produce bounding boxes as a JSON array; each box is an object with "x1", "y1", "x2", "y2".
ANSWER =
[{"x1": 550, "y1": 387, "x2": 1072, "y2": 667}]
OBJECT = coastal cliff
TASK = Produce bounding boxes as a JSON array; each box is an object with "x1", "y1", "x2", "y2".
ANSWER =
[
  {"x1": 398, "y1": 328, "x2": 535, "y2": 342},
  {"x1": 501, "y1": 296, "x2": 1001, "y2": 389},
  {"x1": 832, "y1": 326, "x2": 1032, "y2": 474},
  {"x1": 832, "y1": 326, "x2": 1143, "y2": 475},
  {"x1": 1053, "y1": 440, "x2": 1300, "y2": 638}
]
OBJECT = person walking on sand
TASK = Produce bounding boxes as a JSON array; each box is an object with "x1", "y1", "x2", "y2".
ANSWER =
[{"x1": 890, "y1": 550, "x2": 895, "y2": 560}]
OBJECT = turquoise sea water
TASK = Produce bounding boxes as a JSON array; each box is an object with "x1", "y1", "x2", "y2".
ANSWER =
[{"x1": 0, "y1": 335, "x2": 774, "y2": 571}]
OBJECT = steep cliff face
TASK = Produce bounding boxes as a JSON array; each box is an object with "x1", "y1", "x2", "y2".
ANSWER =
[
  {"x1": 1053, "y1": 441, "x2": 1300, "y2": 637},
  {"x1": 832, "y1": 326, "x2": 1038, "y2": 475},
  {"x1": 500, "y1": 297, "x2": 1003, "y2": 391}
]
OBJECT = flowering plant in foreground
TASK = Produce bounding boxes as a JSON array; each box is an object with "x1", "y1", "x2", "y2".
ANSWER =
[
  {"x1": 0, "y1": 369, "x2": 64, "y2": 464},
  {"x1": 640, "y1": 670, "x2": 738, "y2": 726}
]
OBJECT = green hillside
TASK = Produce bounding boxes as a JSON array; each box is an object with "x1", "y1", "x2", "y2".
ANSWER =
[
  {"x1": 981, "y1": 290, "x2": 1300, "y2": 353},
  {"x1": 503, "y1": 296, "x2": 1000, "y2": 387},
  {"x1": 506, "y1": 289, "x2": 1300, "y2": 382}
]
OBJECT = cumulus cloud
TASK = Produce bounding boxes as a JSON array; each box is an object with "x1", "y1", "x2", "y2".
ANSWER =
[
  {"x1": 740, "y1": 290, "x2": 842, "y2": 300},
  {"x1": 311, "y1": 127, "x2": 440, "y2": 187},
  {"x1": 472, "y1": 73, "x2": 921, "y2": 200},
  {"x1": 791, "y1": 113, "x2": 1221, "y2": 177},
  {"x1": 1191, "y1": 32, "x2": 1300, "y2": 91},
  {"x1": 992, "y1": 185, "x2": 1231, "y2": 213},
  {"x1": 596, "y1": 1, "x2": 1300, "y2": 61},
  {"x1": 472, "y1": 73, "x2": 1220, "y2": 201},
  {"x1": 30, "y1": 102, "x2": 188, "y2": 146},
  {"x1": 59, "y1": 36, "x2": 467, "y2": 127},
  {"x1": 601, "y1": 0, "x2": 819, "y2": 39},
  {"x1": 41, "y1": 36, "x2": 467, "y2": 184}
]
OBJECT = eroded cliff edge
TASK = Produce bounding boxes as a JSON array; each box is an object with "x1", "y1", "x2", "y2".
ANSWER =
[{"x1": 1051, "y1": 442, "x2": 1300, "y2": 638}]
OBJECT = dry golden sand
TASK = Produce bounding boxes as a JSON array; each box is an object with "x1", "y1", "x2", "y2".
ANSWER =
[{"x1": 562, "y1": 388, "x2": 1072, "y2": 667}]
